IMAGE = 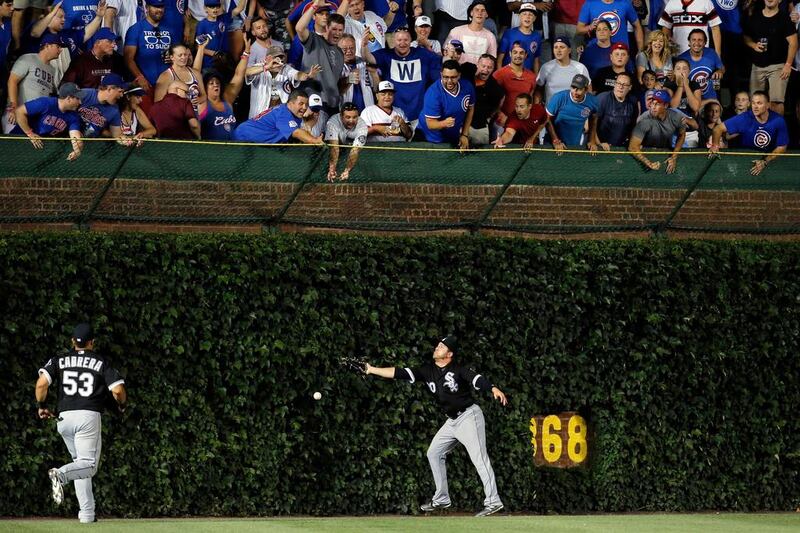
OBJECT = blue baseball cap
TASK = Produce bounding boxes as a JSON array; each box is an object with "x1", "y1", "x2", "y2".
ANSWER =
[
  {"x1": 40, "y1": 33, "x2": 65, "y2": 47},
  {"x1": 58, "y1": 82, "x2": 89, "y2": 101},
  {"x1": 147, "y1": 0, "x2": 165, "y2": 7},
  {"x1": 101, "y1": 73, "x2": 129, "y2": 89},
  {"x1": 93, "y1": 27, "x2": 117, "y2": 42},
  {"x1": 204, "y1": 0, "x2": 221, "y2": 6},
  {"x1": 651, "y1": 90, "x2": 670, "y2": 104},
  {"x1": 553, "y1": 35, "x2": 571, "y2": 47}
]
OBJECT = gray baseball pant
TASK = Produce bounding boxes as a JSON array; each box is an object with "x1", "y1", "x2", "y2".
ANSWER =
[
  {"x1": 426, "y1": 404, "x2": 502, "y2": 507},
  {"x1": 56, "y1": 410, "x2": 102, "y2": 523}
]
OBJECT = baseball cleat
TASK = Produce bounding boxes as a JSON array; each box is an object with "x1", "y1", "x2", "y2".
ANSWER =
[
  {"x1": 474, "y1": 502, "x2": 504, "y2": 517},
  {"x1": 420, "y1": 500, "x2": 452, "y2": 512},
  {"x1": 48, "y1": 468, "x2": 63, "y2": 505}
]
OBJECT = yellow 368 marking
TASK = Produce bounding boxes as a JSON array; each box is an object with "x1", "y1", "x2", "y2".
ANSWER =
[{"x1": 528, "y1": 414, "x2": 588, "y2": 467}]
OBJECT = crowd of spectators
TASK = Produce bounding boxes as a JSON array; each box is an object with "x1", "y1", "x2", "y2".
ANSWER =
[{"x1": 1, "y1": 0, "x2": 798, "y2": 176}]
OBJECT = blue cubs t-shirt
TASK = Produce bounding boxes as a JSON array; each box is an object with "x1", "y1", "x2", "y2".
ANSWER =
[
  {"x1": 373, "y1": 47, "x2": 440, "y2": 121},
  {"x1": 196, "y1": 18, "x2": 228, "y2": 68},
  {"x1": 498, "y1": 28, "x2": 542, "y2": 72},
  {"x1": 200, "y1": 101, "x2": 237, "y2": 140},
  {"x1": 712, "y1": 0, "x2": 741, "y2": 34},
  {"x1": 546, "y1": 89, "x2": 599, "y2": 146},
  {"x1": 62, "y1": 0, "x2": 98, "y2": 31},
  {"x1": 0, "y1": 18, "x2": 12, "y2": 73},
  {"x1": 125, "y1": 20, "x2": 176, "y2": 85},
  {"x1": 161, "y1": 0, "x2": 186, "y2": 40},
  {"x1": 232, "y1": 104, "x2": 301, "y2": 143},
  {"x1": 77, "y1": 88, "x2": 121, "y2": 137},
  {"x1": 418, "y1": 79, "x2": 476, "y2": 144},
  {"x1": 365, "y1": 0, "x2": 407, "y2": 32},
  {"x1": 17, "y1": 96, "x2": 81, "y2": 136},
  {"x1": 678, "y1": 49, "x2": 724, "y2": 100},
  {"x1": 724, "y1": 110, "x2": 789, "y2": 152},
  {"x1": 578, "y1": 0, "x2": 639, "y2": 46}
]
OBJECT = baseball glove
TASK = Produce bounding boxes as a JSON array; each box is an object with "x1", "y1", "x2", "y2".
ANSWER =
[{"x1": 339, "y1": 356, "x2": 368, "y2": 377}]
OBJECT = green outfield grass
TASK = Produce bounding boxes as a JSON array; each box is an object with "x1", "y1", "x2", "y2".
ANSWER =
[{"x1": 2, "y1": 514, "x2": 800, "y2": 533}]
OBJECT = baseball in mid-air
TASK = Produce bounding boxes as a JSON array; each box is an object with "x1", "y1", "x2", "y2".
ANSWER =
[{"x1": 313, "y1": 391, "x2": 322, "y2": 400}]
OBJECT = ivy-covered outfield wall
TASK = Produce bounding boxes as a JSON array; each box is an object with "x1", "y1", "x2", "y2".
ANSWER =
[{"x1": 1, "y1": 233, "x2": 799, "y2": 517}]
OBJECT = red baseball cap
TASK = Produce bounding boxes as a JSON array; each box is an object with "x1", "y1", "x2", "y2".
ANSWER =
[{"x1": 610, "y1": 42, "x2": 629, "y2": 53}]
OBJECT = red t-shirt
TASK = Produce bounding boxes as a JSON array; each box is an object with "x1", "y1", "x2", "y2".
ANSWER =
[
  {"x1": 551, "y1": 0, "x2": 585, "y2": 25},
  {"x1": 493, "y1": 65, "x2": 537, "y2": 118},
  {"x1": 61, "y1": 54, "x2": 127, "y2": 89},
  {"x1": 150, "y1": 94, "x2": 197, "y2": 140},
  {"x1": 505, "y1": 104, "x2": 547, "y2": 144}
]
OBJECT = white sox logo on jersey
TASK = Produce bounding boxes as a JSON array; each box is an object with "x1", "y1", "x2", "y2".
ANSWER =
[
  {"x1": 669, "y1": 13, "x2": 707, "y2": 25},
  {"x1": 598, "y1": 11, "x2": 623, "y2": 36},
  {"x1": 753, "y1": 128, "x2": 771, "y2": 149},
  {"x1": 444, "y1": 372, "x2": 458, "y2": 392}
]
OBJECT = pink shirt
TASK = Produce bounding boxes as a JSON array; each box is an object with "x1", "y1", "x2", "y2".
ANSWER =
[{"x1": 445, "y1": 25, "x2": 497, "y2": 66}]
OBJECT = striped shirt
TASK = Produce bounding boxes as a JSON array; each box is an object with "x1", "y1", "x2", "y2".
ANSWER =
[
  {"x1": 659, "y1": 0, "x2": 721, "y2": 55},
  {"x1": 436, "y1": 0, "x2": 471, "y2": 21}
]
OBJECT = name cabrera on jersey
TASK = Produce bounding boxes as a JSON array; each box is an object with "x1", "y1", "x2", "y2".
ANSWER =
[
  {"x1": 394, "y1": 362, "x2": 493, "y2": 418},
  {"x1": 39, "y1": 349, "x2": 124, "y2": 413}
]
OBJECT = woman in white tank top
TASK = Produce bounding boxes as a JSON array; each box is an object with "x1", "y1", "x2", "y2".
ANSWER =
[
  {"x1": 118, "y1": 86, "x2": 157, "y2": 146},
  {"x1": 154, "y1": 43, "x2": 207, "y2": 111}
]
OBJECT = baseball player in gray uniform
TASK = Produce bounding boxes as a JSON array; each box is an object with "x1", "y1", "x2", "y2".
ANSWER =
[
  {"x1": 365, "y1": 335, "x2": 508, "y2": 517},
  {"x1": 35, "y1": 323, "x2": 127, "y2": 523}
]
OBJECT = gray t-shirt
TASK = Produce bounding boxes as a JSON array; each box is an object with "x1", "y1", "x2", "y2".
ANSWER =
[
  {"x1": 324, "y1": 113, "x2": 368, "y2": 146},
  {"x1": 632, "y1": 109, "x2": 687, "y2": 149},
  {"x1": 248, "y1": 41, "x2": 270, "y2": 68},
  {"x1": 11, "y1": 54, "x2": 56, "y2": 104},
  {"x1": 301, "y1": 32, "x2": 345, "y2": 109},
  {"x1": 536, "y1": 59, "x2": 591, "y2": 103}
]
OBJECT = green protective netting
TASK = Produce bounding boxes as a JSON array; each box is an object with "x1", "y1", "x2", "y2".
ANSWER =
[{"x1": 0, "y1": 137, "x2": 798, "y2": 233}]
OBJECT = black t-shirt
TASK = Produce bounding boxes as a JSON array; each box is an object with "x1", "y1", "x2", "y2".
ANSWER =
[
  {"x1": 592, "y1": 66, "x2": 639, "y2": 95},
  {"x1": 743, "y1": 9, "x2": 796, "y2": 67},
  {"x1": 472, "y1": 76, "x2": 505, "y2": 128},
  {"x1": 40, "y1": 349, "x2": 124, "y2": 413},
  {"x1": 596, "y1": 90, "x2": 639, "y2": 146},
  {"x1": 663, "y1": 78, "x2": 702, "y2": 116},
  {"x1": 395, "y1": 360, "x2": 492, "y2": 418}
]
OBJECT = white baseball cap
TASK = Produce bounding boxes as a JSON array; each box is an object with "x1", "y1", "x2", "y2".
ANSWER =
[
  {"x1": 377, "y1": 80, "x2": 395, "y2": 92},
  {"x1": 518, "y1": 2, "x2": 536, "y2": 12},
  {"x1": 415, "y1": 15, "x2": 432, "y2": 27},
  {"x1": 308, "y1": 93, "x2": 323, "y2": 111}
]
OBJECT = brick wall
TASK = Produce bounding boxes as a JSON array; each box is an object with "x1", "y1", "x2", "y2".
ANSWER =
[{"x1": 1, "y1": 178, "x2": 798, "y2": 239}]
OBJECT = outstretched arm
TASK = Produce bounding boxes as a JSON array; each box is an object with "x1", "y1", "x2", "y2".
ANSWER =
[{"x1": 365, "y1": 364, "x2": 396, "y2": 379}]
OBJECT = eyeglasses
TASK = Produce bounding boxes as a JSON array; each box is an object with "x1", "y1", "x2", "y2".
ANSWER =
[{"x1": 614, "y1": 81, "x2": 632, "y2": 88}]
